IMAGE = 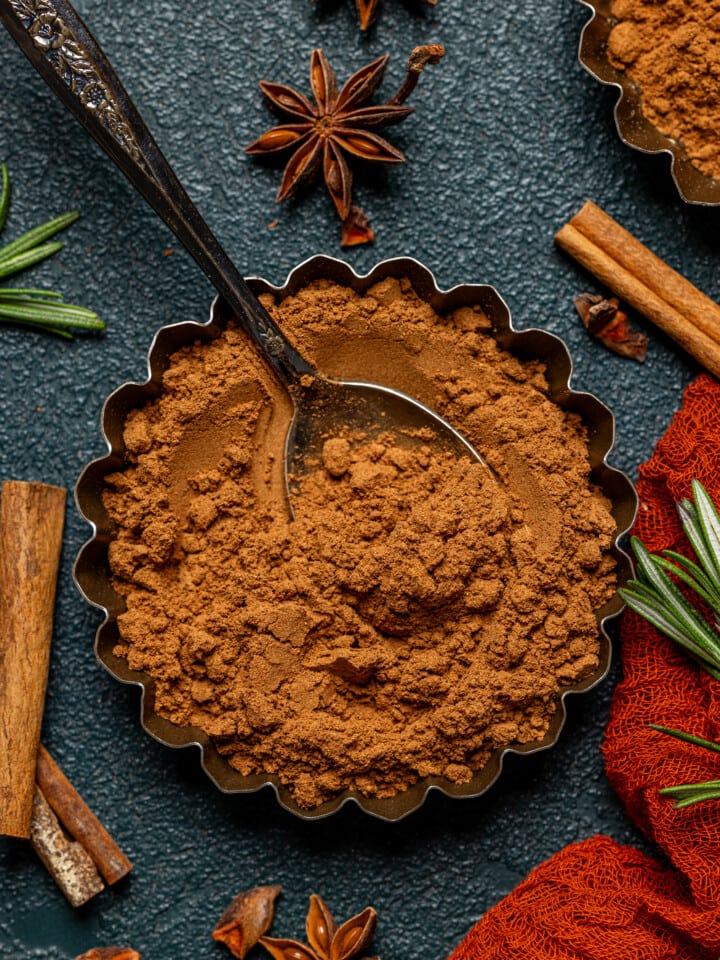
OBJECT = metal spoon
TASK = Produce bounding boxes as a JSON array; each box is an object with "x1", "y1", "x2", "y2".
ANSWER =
[{"x1": 0, "y1": 0, "x2": 486, "y2": 503}]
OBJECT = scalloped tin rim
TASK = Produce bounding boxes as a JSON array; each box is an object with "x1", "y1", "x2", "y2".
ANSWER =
[
  {"x1": 578, "y1": 0, "x2": 720, "y2": 206},
  {"x1": 74, "y1": 255, "x2": 638, "y2": 822}
]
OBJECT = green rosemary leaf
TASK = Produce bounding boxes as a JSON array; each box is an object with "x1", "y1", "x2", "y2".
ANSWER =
[
  {"x1": 659, "y1": 781, "x2": 720, "y2": 797},
  {"x1": 628, "y1": 543, "x2": 720, "y2": 661},
  {"x1": 0, "y1": 288, "x2": 64, "y2": 299},
  {"x1": 649, "y1": 723, "x2": 720, "y2": 755},
  {"x1": 0, "y1": 168, "x2": 100, "y2": 338},
  {"x1": 620, "y1": 580, "x2": 692, "y2": 631},
  {"x1": 3, "y1": 319, "x2": 75, "y2": 340},
  {"x1": 659, "y1": 782, "x2": 720, "y2": 808},
  {"x1": 0, "y1": 242, "x2": 64, "y2": 280},
  {"x1": 0, "y1": 164, "x2": 9, "y2": 234},
  {"x1": 693, "y1": 480, "x2": 720, "y2": 584},
  {"x1": 618, "y1": 586, "x2": 720, "y2": 672},
  {"x1": 0, "y1": 210, "x2": 79, "y2": 265},
  {"x1": 0, "y1": 300, "x2": 104, "y2": 330},
  {"x1": 677, "y1": 497, "x2": 695, "y2": 517},
  {"x1": 620, "y1": 590, "x2": 720, "y2": 681},
  {"x1": 677, "y1": 498, "x2": 719, "y2": 588},
  {"x1": 661, "y1": 549, "x2": 720, "y2": 601},
  {"x1": 635, "y1": 539, "x2": 720, "y2": 652},
  {"x1": 673, "y1": 794, "x2": 720, "y2": 809},
  {"x1": 655, "y1": 554, "x2": 720, "y2": 618}
]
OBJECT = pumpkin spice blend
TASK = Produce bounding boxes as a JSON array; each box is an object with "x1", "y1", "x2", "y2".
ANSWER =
[
  {"x1": 103, "y1": 278, "x2": 617, "y2": 808},
  {"x1": 608, "y1": 0, "x2": 720, "y2": 180}
]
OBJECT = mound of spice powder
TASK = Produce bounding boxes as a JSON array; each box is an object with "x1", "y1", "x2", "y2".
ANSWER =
[
  {"x1": 608, "y1": 0, "x2": 720, "y2": 180},
  {"x1": 103, "y1": 278, "x2": 617, "y2": 808}
]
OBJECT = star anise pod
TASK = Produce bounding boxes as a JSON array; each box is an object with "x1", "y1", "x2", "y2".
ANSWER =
[
  {"x1": 259, "y1": 894, "x2": 378, "y2": 960},
  {"x1": 246, "y1": 45, "x2": 444, "y2": 246},
  {"x1": 314, "y1": 0, "x2": 439, "y2": 32}
]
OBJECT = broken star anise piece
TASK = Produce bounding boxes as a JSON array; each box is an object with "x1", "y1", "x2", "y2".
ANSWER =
[
  {"x1": 314, "y1": 0, "x2": 438, "y2": 31},
  {"x1": 260, "y1": 894, "x2": 378, "y2": 960},
  {"x1": 574, "y1": 292, "x2": 648, "y2": 362},
  {"x1": 246, "y1": 45, "x2": 444, "y2": 246},
  {"x1": 213, "y1": 885, "x2": 282, "y2": 959}
]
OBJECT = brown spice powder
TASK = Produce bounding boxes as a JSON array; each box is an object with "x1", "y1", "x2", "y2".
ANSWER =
[
  {"x1": 608, "y1": 0, "x2": 720, "y2": 180},
  {"x1": 103, "y1": 278, "x2": 616, "y2": 809}
]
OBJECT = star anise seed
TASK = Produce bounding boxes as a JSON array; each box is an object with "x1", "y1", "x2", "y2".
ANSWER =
[
  {"x1": 330, "y1": 907, "x2": 377, "y2": 960},
  {"x1": 260, "y1": 938, "x2": 319, "y2": 960},
  {"x1": 307, "y1": 894, "x2": 337, "y2": 957},
  {"x1": 259, "y1": 896, "x2": 378, "y2": 960},
  {"x1": 246, "y1": 45, "x2": 444, "y2": 245}
]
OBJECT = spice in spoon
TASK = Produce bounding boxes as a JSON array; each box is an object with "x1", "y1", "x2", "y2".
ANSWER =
[{"x1": 246, "y1": 46, "x2": 444, "y2": 246}]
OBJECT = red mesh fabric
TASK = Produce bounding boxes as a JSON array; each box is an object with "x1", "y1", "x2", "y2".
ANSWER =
[{"x1": 449, "y1": 374, "x2": 720, "y2": 960}]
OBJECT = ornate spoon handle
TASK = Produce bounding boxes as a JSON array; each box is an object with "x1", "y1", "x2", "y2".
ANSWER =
[{"x1": 0, "y1": 0, "x2": 314, "y2": 383}]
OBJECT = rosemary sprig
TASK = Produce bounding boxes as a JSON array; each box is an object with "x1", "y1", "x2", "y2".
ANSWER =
[
  {"x1": 0, "y1": 163, "x2": 104, "y2": 338},
  {"x1": 620, "y1": 481, "x2": 720, "y2": 681},
  {"x1": 619, "y1": 480, "x2": 720, "y2": 808},
  {"x1": 649, "y1": 725, "x2": 720, "y2": 808}
]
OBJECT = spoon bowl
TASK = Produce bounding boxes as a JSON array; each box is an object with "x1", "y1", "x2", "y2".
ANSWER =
[{"x1": 285, "y1": 375, "x2": 486, "y2": 503}]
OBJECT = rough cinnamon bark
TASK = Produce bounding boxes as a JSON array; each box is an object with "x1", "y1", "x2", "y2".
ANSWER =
[
  {"x1": 0, "y1": 481, "x2": 66, "y2": 838},
  {"x1": 29, "y1": 786, "x2": 104, "y2": 908}
]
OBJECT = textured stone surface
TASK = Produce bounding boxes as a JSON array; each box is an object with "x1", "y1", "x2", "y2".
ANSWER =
[{"x1": 0, "y1": 0, "x2": 718, "y2": 958}]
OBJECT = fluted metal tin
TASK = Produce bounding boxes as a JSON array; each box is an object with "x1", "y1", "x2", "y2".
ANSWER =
[
  {"x1": 74, "y1": 256, "x2": 637, "y2": 821},
  {"x1": 579, "y1": 0, "x2": 720, "y2": 205}
]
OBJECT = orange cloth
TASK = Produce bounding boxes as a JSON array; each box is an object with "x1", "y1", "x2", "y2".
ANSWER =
[{"x1": 449, "y1": 375, "x2": 720, "y2": 960}]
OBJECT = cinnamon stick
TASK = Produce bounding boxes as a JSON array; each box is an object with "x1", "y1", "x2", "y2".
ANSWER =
[
  {"x1": 555, "y1": 201, "x2": 720, "y2": 378},
  {"x1": 29, "y1": 785, "x2": 105, "y2": 908},
  {"x1": 36, "y1": 745, "x2": 132, "y2": 885},
  {"x1": 0, "y1": 481, "x2": 66, "y2": 838}
]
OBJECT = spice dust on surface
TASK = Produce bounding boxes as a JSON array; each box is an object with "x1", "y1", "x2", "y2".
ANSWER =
[
  {"x1": 608, "y1": 0, "x2": 720, "y2": 180},
  {"x1": 103, "y1": 278, "x2": 616, "y2": 808}
]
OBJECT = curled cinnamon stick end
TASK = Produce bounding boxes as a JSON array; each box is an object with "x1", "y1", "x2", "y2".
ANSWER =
[
  {"x1": 574, "y1": 293, "x2": 648, "y2": 361},
  {"x1": 74, "y1": 949, "x2": 141, "y2": 960},
  {"x1": 30, "y1": 786, "x2": 104, "y2": 908},
  {"x1": 213, "y1": 885, "x2": 282, "y2": 958},
  {"x1": 36, "y1": 745, "x2": 132, "y2": 885}
]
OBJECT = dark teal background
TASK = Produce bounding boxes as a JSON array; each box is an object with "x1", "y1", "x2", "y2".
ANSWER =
[{"x1": 0, "y1": 1, "x2": 717, "y2": 957}]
